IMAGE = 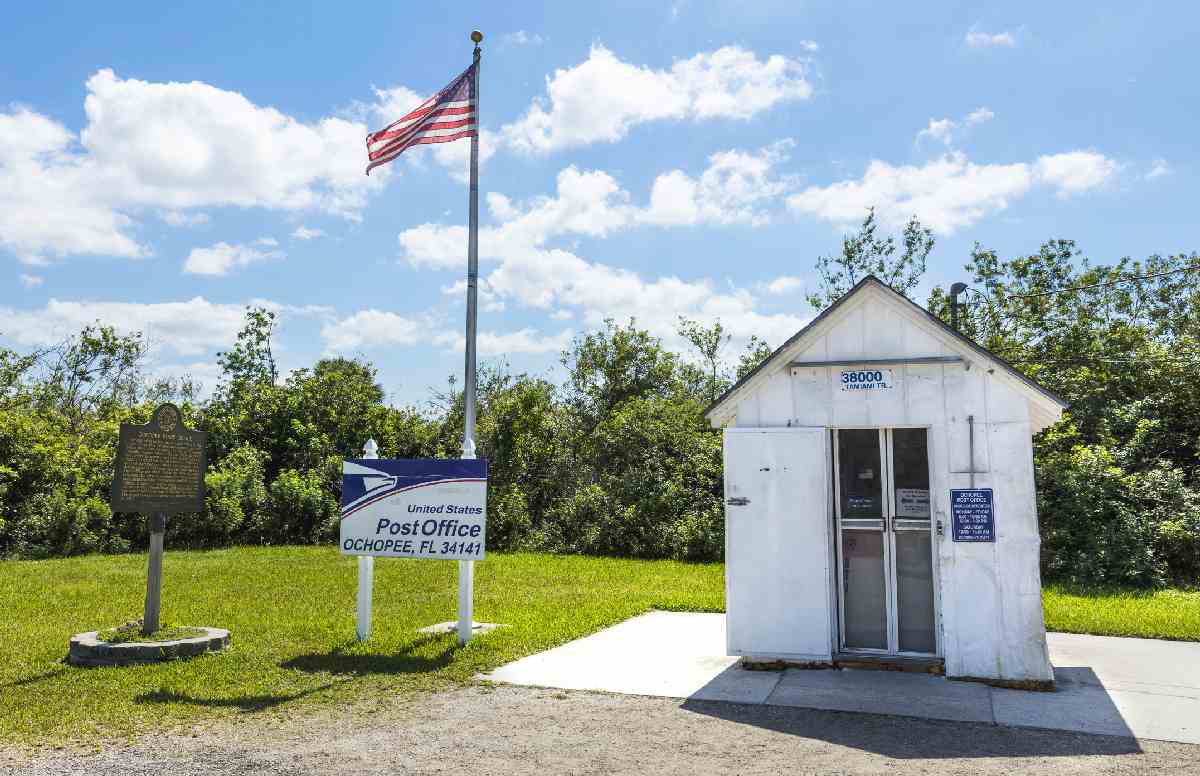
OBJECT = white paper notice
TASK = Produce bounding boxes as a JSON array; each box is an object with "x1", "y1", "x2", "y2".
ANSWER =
[{"x1": 895, "y1": 488, "x2": 930, "y2": 518}]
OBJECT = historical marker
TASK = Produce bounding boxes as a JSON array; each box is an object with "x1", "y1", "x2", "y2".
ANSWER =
[
  {"x1": 111, "y1": 403, "x2": 207, "y2": 634},
  {"x1": 112, "y1": 403, "x2": 207, "y2": 514}
]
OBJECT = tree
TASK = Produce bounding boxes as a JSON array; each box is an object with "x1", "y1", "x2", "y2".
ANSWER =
[
  {"x1": 216, "y1": 307, "x2": 278, "y2": 397},
  {"x1": 806, "y1": 208, "x2": 935, "y2": 309},
  {"x1": 677, "y1": 317, "x2": 731, "y2": 404},
  {"x1": 561, "y1": 319, "x2": 684, "y2": 430},
  {"x1": 36, "y1": 325, "x2": 147, "y2": 430},
  {"x1": 736, "y1": 336, "x2": 774, "y2": 381},
  {"x1": 928, "y1": 240, "x2": 1200, "y2": 585}
]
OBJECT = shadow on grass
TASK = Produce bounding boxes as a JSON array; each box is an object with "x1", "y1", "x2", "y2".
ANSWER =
[
  {"x1": 1, "y1": 668, "x2": 70, "y2": 689},
  {"x1": 135, "y1": 682, "x2": 336, "y2": 712},
  {"x1": 280, "y1": 633, "x2": 456, "y2": 676}
]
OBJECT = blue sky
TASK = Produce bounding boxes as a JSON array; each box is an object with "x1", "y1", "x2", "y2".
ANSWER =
[{"x1": 1, "y1": 2, "x2": 1195, "y2": 404}]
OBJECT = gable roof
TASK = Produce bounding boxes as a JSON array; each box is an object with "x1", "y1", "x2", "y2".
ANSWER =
[{"x1": 704, "y1": 275, "x2": 1069, "y2": 427}]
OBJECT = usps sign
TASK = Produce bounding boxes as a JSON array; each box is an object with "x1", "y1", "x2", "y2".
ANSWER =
[{"x1": 340, "y1": 459, "x2": 487, "y2": 560}]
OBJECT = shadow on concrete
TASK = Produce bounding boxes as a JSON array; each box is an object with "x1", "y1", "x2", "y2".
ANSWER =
[
  {"x1": 280, "y1": 633, "x2": 455, "y2": 676},
  {"x1": 135, "y1": 683, "x2": 335, "y2": 712},
  {"x1": 680, "y1": 663, "x2": 1142, "y2": 759},
  {"x1": 681, "y1": 697, "x2": 1141, "y2": 759},
  {"x1": 990, "y1": 665, "x2": 1140, "y2": 741}
]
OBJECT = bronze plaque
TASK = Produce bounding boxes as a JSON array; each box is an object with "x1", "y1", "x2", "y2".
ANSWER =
[{"x1": 111, "y1": 403, "x2": 207, "y2": 514}]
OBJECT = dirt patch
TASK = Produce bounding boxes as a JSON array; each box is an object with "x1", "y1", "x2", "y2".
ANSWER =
[{"x1": 4, "y1": 685, "x2": 1197, "y2": 775}]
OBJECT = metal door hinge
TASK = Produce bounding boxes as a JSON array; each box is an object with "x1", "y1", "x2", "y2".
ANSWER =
[{"x1": 726, "y1": 496, "x2": 750, "y2": 506}]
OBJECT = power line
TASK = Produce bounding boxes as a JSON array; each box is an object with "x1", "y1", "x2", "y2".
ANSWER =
[{"x1": 964, "y1": 263, "x2": 1200, "y2": 305}]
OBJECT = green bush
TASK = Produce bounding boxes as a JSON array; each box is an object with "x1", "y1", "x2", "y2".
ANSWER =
[
  {"x1": 265, "y1": 467, "x2": 339, "y2": 545},
  {"x1": 176, "y1": 445, "x2": 269, "y2": 548},
  {"x1": 9, "y1": 493, "x2": 124, "y2": 559},
  {"x1": 1038, "y1": 444, "x2": 1162, "y2": 586}
]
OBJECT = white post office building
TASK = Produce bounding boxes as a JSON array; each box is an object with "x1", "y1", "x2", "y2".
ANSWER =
[{"x1": 706, "y1": 276, "x2": 1068, "y2": 685}]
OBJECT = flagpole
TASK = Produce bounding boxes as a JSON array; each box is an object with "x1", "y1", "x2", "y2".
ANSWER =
[{"x1": 458, "y1": 30, "x2": 483, "y2": 647}]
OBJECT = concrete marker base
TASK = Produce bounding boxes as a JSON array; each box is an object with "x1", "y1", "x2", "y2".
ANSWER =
[{"x1": 68, "y1": 627, "x2": 230, "y2": 667}]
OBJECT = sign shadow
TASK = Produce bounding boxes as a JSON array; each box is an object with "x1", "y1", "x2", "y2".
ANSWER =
[{"x1": 279, "y1": 633, "x2": 456, "y2": 676}]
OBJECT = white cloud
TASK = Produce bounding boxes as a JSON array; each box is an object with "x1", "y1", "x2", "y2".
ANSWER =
[
  {"x1": 643, "y1": 141, "x2": 795, "y2": 226},
  {"x1": 915, "y1": 118, "x2": 957, "y2": 146},
  {"x1": 400, "y1": 144, "x2": 794, "y2": 269},
  {"x1": 0, "y1": 107, "x2": 147, "y2": 264},
  {"x1": 183, "y1": 239, "x2": 284, "y2": 276},
  {"x1": 915, "y1": 107, "x2": 993, "y2": 146},
  {"x1": 799, "y1": 40, "x2": 820, "y2": 52},
  {"x1": 1, "y1": 71, "x2": 390, "y2": 264},
  {"x1": 433, "y1": 327, "x2": 573, "y2": 356},
  {"x1": 1034, "y1": 151, "x2": 1119, "y2": 197},
  {"x1": 0, "y1": 297, "x2": 252, "y2": 356},
  {"x1": 19, "y1": 273, "x2": 44, "y2": 288},
  {"x1": 82, "y1": 70, "x2": 380, "y2": 216},
  {"x1": 787, "y1": 152, "x2": 1032, "y2": 234},
  {"x1": 765, "y1": 276, "x2": 803, "y2": 295},
  {"x1": 788, "y1": 149, "x2": 1118, "y2": 234},
  {"x1": 319, "y1": 309, "x2": 429, "y2": 351},
  {"x1": 291, "y1": 225, "x2": 325, "y2": 240},
  {"x1": 399, "y1": 159, "x2": 806, "y2": 350},
  {"x1": 502, "y1": 30, "x2": 544, "y2": 47},
  {"x1": 965, "y1": 106, "x2": 995, "y2": 126},
  {"x1": 502, "y1": 45, "x2": 812, "y2": 153},
  {"x1": 965, "y1": 28, "x2": 1017, "y2": 48},
  {"x1": 160, "y1": 211, "x2": 210, "y2": 227},
  {"x1": 1146, "y1": 158, "x2": 1172, "y2": 180}
]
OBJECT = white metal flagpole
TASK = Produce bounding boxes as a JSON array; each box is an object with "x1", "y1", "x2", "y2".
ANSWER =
[{"x1": 458, "y1": 30, "x2": 483, "y2": 647}]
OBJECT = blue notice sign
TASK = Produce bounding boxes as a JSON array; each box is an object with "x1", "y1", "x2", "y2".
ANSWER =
[{"x1": 950, "y1": 488, "x2": 994, "y2": 542}]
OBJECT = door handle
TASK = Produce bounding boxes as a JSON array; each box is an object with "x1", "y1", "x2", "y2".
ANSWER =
[{"x1": 726, "y1": 497, "x2": 750, "y2": 506}]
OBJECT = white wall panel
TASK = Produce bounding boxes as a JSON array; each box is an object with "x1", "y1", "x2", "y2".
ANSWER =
[
  {"x1": 758, "y1": 369, "x2": 794, "y2": 426},
  {"x1": 791, "y1": 367, "x2": 831, "y2": 427}
]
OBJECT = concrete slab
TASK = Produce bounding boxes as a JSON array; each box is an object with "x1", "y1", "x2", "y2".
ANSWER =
[
  {"x1": 482, "y1": 612, "x2": 783, "y2": 705},
  {"x1": 481, "y1": 612, "x2": 1200, "y2": 744},
  {"x1": 767, "y1": 667, "x2": 993, "y2": 724}
]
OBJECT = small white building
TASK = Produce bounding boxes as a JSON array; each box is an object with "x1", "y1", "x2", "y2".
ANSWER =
[{"x1": 705, "y1": 276, "x2": 1067, "y2": 685}]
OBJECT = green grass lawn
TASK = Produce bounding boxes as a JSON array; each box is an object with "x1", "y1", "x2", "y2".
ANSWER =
[
  {"x1": 1, "y1": 547, "x2": 1197, "y2": 749},
  {"x1": 0, "y1": 547, "x2": 723, "y2": 748},
  {"x1": 1042, "y1": 583, "x2": 1200, "y2": 641}
]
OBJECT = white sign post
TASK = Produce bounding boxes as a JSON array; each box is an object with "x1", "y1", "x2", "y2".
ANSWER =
[
  {"x1": 355, "y1": 438, "x2": 379, "y2": 642},
  {"x1": 340, "y1": 449, "x2": 488, "y2": 643}
]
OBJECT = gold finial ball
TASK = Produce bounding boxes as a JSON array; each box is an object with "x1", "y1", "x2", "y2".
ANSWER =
[{"x1": 471, "y1": 30, "x2": 483, "y2": 43}]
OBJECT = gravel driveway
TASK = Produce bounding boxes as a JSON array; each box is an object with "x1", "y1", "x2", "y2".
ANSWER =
[{"x1": 4, "y1": 685, "x2": 1198, "y2": 775}]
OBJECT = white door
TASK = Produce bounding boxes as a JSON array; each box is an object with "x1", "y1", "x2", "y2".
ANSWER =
[{"x1": 724, "y1": 428, "x2": 831, "y2": 660}]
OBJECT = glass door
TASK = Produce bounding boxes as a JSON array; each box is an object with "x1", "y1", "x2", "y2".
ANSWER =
[{"x1": 834, "y1": 428, "x2": 937, "y2": 655}]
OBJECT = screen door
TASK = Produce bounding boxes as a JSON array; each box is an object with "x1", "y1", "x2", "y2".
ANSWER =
[{"x1": 834, "y1": 428, "x2": 937, "y2": 655}]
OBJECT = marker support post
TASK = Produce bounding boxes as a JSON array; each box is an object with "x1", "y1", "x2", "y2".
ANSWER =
[{"x1": 142, "y1": 512, "x2": 166, "y2": 635}]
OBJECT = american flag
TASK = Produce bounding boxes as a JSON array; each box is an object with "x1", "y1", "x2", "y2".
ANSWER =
[{"x1": 365, "y1": 64, "x2": 477, "y2": 175}]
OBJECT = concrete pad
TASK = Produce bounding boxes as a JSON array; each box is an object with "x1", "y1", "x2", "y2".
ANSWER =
[
  {"x1": 767, "y1": 667, "x2": 993, "y2": 724},
  {"x1": 1048, "y1": 632, "x2": 1200, "y2": 698},
  {"x1": 481, "y1": 612, "x2": 783, "y2": 704},
  {"x1": 482, "y1": 612, "x2": 1200, "y2": 744}
]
